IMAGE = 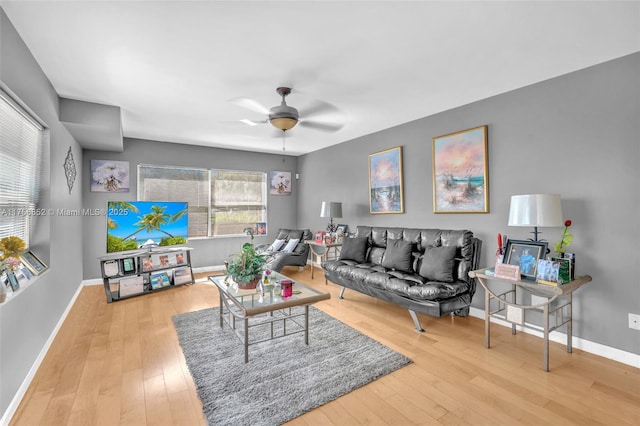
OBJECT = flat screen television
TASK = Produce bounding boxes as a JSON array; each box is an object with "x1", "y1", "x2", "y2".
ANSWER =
[{"x1": 106, "y1": 201, "x2": 188, "y2": 253}]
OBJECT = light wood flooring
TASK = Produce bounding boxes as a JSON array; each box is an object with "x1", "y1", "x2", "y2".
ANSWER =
[{"x1": 9, "y1": 266, "x2": 640, "y2": 425}]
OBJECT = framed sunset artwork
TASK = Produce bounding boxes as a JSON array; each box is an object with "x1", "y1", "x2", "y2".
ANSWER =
[
  {"x1": 369, "y1": 146, "x2": 404, "y2": 214},
  {"x1": 432, "y1": 125, "x2": 489, "y2": 213}
]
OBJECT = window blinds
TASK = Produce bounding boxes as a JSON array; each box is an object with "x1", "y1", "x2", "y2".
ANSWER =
[{"x1": 0, "y1": 89, "x2": 44, "y2": 247}]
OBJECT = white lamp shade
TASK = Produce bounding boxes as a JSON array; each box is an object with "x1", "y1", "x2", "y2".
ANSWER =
[
  {"x1": 320, "y1": 201, "x2": 342, "y2": 218},
  {"x1": 508, "y1": 194, "x2": 564, "y2": 227}
]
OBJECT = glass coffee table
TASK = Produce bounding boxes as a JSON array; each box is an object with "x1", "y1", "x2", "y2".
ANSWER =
[{"x1": 209, "y1": 272, "x2": 330, "y2": 362}]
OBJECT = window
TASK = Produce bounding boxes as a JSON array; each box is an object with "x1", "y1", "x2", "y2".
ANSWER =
[
  {"x1": 211, "y1": 170, "x2": 267, "y2": 237},
  {"x1": 138, "y1": 165, "x2": 267, "y2": 238},
  {"x1": 138, "y1": 165, "x2": 210, "y2": 237},
  {"x1": 0, "y1": 89, "x2": 44, "y2": 247}
]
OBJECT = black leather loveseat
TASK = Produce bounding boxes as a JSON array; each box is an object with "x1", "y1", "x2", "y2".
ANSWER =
[
  {"x1": 323, "y1": 226, "x2": 482, "y2": 331},
  {"x1": 262, "y1": 228, "x2": 313, "y2": 272}
]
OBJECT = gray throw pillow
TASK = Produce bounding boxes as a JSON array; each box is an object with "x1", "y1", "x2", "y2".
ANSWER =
[
  {"x1": 381, "y1": 239, "x2": 414, "y2": 273},
  {"x1": 419, "y1": 245, "x2": 457, "y2": 282},
  {"x1": 339, "y1": 237, "x2": 368, "y2": 263}
]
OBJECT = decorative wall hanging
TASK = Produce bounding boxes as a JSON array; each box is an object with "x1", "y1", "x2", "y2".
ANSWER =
[
  {"x1": 369, "y1": 146, "x2": 404, "y2": 214},
  {"x1": 432, "y1": 125, "x2": 489, "y2": 213},
  {"x1": 63, "y1": 146, "x2": 77, "y2": 195},
  {"x1": 269, "y1": 171, "x2": 292, "y2": 195},
  {"x1": 90, "y1": 160, "x2": 130, "y2": 192}
]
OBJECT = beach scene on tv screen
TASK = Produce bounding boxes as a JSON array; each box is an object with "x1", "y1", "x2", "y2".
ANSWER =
[{"x1": 106, "y1": 201, "x2": 188, "y2": 253}]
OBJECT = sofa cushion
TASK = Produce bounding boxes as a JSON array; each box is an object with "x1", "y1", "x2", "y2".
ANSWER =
[
  {"x1": 419, "y1": 245, "x2": 457, "y2": 282},
  {"x1": 339, "y1": 237, "x2": 368, "y2": 263},
  {"x1": 381, "y1": 239, "x2": 414, "y2": 273},
  {"x1": 267, "y1": 238, "x2": 286, "y2": 252},
  {"x1": 281, "y1": 238, "x2": 299, "y2": 253}
]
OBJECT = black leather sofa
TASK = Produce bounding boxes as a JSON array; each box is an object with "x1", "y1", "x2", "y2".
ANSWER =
[
  {"x1": 323, "y1": 226, "x2": 482, "y2": 331},
  {"x1": 262, "y1": 228, "x2": 313, "y2": 272}
]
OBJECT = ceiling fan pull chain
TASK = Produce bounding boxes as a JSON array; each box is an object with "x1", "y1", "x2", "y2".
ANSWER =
[{"x1": 282, "y1": 130, "x2": 286, "y2": 162}]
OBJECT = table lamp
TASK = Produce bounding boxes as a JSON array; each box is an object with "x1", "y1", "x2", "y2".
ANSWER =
[
  {"x1": 320, "y1": 201, "x2": 342, "y2": 233},
  {"x1": 507, "y1": 194, "x2": 564, "y2": 241}
]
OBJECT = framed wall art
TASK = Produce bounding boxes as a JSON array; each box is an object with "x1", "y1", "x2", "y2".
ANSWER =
[
  {"x1": 90, "y1": 160, "x2": 130, "y2": 192},
  {"x1": 432, "y1": 125, "x2": 489, "y2": 213},
  {"x1": 269, "y1": 171, "x2": 292, "y2": 195},
  {"x1": 369, "y1": 146, "x2": 404, "y2": 214},
  {"x1": 503, "y1": 239, "x2": 548, "y2": 280}
]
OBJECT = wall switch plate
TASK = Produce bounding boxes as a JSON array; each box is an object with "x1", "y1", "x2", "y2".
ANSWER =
[{"x1": 629, "y1": 313, "x2": 640, "y2": 331}]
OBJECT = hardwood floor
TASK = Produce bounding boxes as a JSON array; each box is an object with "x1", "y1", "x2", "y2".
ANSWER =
[{"x1": 9, "y1": 266, "x2": 640, "y2": 425}]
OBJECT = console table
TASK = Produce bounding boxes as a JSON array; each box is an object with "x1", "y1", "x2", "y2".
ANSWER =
[
  {"x1": 469, "y1": 267, "x2": 592, "y2": 371},
  {"x1": 305, "y1": 241, "x2": 342, "y2": 283}
]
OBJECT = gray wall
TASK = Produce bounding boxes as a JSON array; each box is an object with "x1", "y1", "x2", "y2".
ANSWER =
[
  {"x1": 298, "y1": 52, "x2": 640, "y2": 355},
  {"x1": 1, "y1": 9, "x2": 84, "y2": 416},
  {"x1": 82, "y1": 138, "x2": 299, "y2": 278}
]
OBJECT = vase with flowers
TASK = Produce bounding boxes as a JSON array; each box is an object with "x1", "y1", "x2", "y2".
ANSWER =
[
  {"x1": 554, "y1": 220, "x2": 573, "y2": 257},
  {"x1": 0, "y1": 236, "x2": 26, "y2": 302}
]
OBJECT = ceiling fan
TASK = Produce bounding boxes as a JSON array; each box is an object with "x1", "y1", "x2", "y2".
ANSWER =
[{"x1": 232, "y1": 87, "x2": 344, "y2": 134}]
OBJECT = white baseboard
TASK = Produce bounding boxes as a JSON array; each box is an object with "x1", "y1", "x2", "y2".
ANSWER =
[
  {"x1": 468, "y1": 307, "x2": 640, "y2": 368},
  {"x1": 0, "y1": 282, "x2": 85, "y2": 426}
]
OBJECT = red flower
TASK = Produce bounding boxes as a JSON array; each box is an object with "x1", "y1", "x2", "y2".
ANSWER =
[{"x1": 565, "y1": 220, "x2": 572, "y2": 227}]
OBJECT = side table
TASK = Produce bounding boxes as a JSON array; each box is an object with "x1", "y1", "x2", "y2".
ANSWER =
[
  {"x1": 305, "y1": 241, "x2": 342, "y2": 283},
  {"x1": 469, "y1": 267, "x2": 592, "y2": 371}
]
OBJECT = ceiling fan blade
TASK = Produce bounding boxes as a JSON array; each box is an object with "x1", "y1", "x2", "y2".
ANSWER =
[
  {"x1": 240, "y1": 118, "x2": 268, "y2": 126},
  {"x1": 299, "y1": 120, "x2": 344, "y2": 133},
  {"x1": 299, "y1": 99, "x2": 340, "y2": 117},
  {"x1": 230, "y1": 97, "x2": 270, "y2": 115}
]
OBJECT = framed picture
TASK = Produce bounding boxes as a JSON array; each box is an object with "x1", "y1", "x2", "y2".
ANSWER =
[
  {"x1": 90, "y1": 160, "x2": 130, "y2": 192},
  {"x1": 256, "y1": 222, "x2": 267, "y2": 235},
  {"x1": 504, "y1": 239, "x2": 548, "y2": 280},
  {"x1": 19, "y1": 251, "x2": 48, "y2": 276},
  {"x1": 269, "y1": 171, "x2": 292, "y2": 195},
  {"x1": 432, "y1": 125, "x2": 489, "y2": 213},
  {"x1": 369, "y1": 146, "x2": 404, "y2": 214},
  {"x1": 150, "y1": 272, "x2": 170, "y2": 290}
]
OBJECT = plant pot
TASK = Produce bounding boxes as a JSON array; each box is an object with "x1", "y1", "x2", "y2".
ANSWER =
[{"x1": 235, "y1": 276, "x2": 260, "y2": 290}]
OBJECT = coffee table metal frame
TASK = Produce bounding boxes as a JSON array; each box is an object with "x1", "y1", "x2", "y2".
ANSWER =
[{"x1": 209, "y1": 274, "x2": 330, "y2": 362}]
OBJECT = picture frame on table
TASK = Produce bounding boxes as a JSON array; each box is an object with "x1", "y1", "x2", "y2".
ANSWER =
[
  {"x1": 19, "y1": 251, "x2": 48, "y2": 276},
  {"x1": 432, "y1": 125, "x2": 489, "y2": 213},
  {"x1": 503, "y1": 239, "x2": 548, "y2": 280}
]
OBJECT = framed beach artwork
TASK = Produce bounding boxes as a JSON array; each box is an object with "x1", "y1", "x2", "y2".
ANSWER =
[
  {"x1": 369, "y1": 146, "x2": 404, "y2": 214},
  {"x1": 432, "y1": 125, "x2": 489, "y2": 213},
  {"x1": 90, "y1": 160, "x2": 130, "y2": 192},
  {"x1": 269, "y1": 171, "x2": 292, "y2": 195}
]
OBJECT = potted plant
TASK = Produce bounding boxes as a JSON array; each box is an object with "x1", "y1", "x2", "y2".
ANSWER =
[{"x1": 225, "y1": 228, "x2": 269, "y2": 289}]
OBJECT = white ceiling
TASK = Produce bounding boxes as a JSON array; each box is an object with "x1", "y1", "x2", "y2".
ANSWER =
[{"x1": 2, "y1": 1, "x2": 639, "y2": 155}]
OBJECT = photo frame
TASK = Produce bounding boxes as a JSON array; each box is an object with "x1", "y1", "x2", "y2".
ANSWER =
[
  {"x1": 369, "y1": 146, "x2": 404, "y2": 214},
  {"x1": 504, "y1": 239, "x2": 548, "y2": 280},
  {"x1": 90, "y1": 160, "x2": 130, "y2": 192},
  {"x1": 255, "y1": 222, "x2": 267, "y2": 235},
  {"x1": 269, "y1": 171, "x2": 292, "y2": 195},
  {"x1": 19, "y1": 251, "x2": 48, "y2": 276},
  {"x1": 432, "y1": 125, "x2": 489, "y2": 213}
]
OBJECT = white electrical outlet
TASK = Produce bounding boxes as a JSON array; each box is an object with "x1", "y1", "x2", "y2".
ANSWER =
[{"x1": 629, "y1": 313, "x2": 640, "y2": 331}]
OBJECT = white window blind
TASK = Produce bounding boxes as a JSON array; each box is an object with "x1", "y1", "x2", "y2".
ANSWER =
[
  {"x1": 211, "y1": 170, "x2": 267, "y2": 237},
  {"x1": 0, "y1": 89, "x2": 44, "y2": 247},
  {"x1": 138, "y1": 165, "x2": 267, "y2": 238},
  {"x1": 138, "y1": 165, "x2": 211, "y2": 237}
]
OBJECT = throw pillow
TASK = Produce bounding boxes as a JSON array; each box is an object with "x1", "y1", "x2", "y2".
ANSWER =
[
  {"x1": 419, "y1": 245, "x2": 457, "y2": 282},
  {"x1": 339, "y1": 237, "x2": 368, "y2": 263},
  {"x1": 266, "y1": 238, "x2": 286, "y2": 252},
  {"x1": 381, "y1": 239, "x2": 414, "y2": 273},
  {"x1": 281, "y1": 238, "x2": 300, "y2": 253}
]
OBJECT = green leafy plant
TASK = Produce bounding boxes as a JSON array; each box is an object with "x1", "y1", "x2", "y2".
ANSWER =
[
  {"x1": 554, "y1": 220, "x2": 574, "y2": 254},
  {"x1": 226, "y1": 242, "x2": 268, "y2": 287}
]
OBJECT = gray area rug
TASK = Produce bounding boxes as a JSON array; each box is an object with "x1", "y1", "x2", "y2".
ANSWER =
[{"x1": 172, "y1": 305, "x2": 412, "y2": 426}]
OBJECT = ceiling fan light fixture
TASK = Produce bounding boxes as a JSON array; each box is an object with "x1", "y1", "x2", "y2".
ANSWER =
[{"x1": 269, "y1": 87, "x2": 299, "y2": 131}]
